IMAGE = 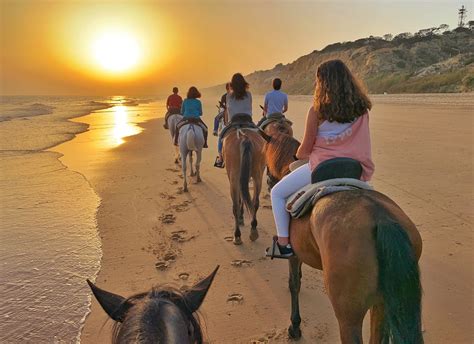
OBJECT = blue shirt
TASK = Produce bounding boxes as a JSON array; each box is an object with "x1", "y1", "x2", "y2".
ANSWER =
[
  {"x1": 264, "y1": 90, "x2": 288, "y2": 115},
  {"x1": 181, "y1": 98, "x2": 202, "y2": 118}
]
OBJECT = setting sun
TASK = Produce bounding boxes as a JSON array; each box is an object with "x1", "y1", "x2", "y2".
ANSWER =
[{"x1": 92, "y1": 31, "x2": 141, "y2": 73}]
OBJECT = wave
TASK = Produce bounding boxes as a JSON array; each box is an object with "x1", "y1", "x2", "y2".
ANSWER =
[{"x1": 0, "y1": 103, "x2": 55, "y2": 122}]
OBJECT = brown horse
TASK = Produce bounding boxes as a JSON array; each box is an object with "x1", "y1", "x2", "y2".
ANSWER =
[
  {"x1": 262, "y1": 118, "x2": 293, "y2": 137},
  {"x1": 263, "y1": 133, "x2": 423, "y2": 343},
  {"x1": 223, "y1": 128, "x2": 266, "y2": 245}
]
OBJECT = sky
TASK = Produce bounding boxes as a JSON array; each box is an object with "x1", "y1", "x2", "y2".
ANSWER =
[{"x1": 0, "y1": 0, "x2": 469, "y2": 96}]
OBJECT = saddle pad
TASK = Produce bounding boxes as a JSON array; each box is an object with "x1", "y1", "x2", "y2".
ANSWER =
[
  {"x1": 259, "y1": 115, "x2": 292, "y2": 131},
  {"x1": 286, "y1": 178, "x2": 373, "y2": 218},
  {"x1": 220, "y1": 122, "x2": 258, "y2": 140}
]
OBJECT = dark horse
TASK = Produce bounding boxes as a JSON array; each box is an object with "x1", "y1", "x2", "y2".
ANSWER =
[
  {"x1": 87, "y1": 266, "x2": 219, "y2": 343},
  {"x1": 263, "y1": 133, "x2": 423, "y2": 343}
]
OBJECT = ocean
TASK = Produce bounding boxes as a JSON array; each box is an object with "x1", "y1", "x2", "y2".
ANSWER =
[{"x1": 0, "y1": 96, "x2": 159, "y2": 343}]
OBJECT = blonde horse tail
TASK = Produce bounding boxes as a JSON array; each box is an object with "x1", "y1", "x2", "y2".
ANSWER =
[
  {"x1": 376, "y1": 221, "x2": 423, "y2": 343},
  {"x1": 239, "y1": 136, "x2": 253, "y2": 213}
]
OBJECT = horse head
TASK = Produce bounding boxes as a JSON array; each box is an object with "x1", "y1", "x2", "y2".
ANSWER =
[{"x1": 87, "y1": 266, "x2": 219, "y2": 343}]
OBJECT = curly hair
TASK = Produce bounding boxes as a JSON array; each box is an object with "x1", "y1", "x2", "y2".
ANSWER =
[
  {"x1": 314, "y1": 59, "x2": 371, "y2": 123},
  {"x1": 230, "y1": 73, "x2": 249, "y2": 100},
  {"x1": 187, "y1": 86, "x2": 201, "y2": 99}
]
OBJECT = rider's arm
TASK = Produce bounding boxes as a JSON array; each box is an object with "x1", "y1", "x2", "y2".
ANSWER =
[
  {"x1": 263, "y1": 94, "x2": 268, "y2": 116},
  {"x1": 296, "y1": 106, "x2": 319, "y2": 159},
  {"x1": 198, "y1": 100, "x2": 203, "y2": 116},
  {"x1": 166, "y1": 96, "x2": 170, "y2": 110},
  {"x1": 282, "y1": 95, "x2": 288, "y2": 113}
]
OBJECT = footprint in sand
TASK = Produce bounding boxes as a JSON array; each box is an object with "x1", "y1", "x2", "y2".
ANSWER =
[
  {"x1": 224, "y1": 236, "x2": 234, "y2": 242},
  {"x1": 170, "y1": 230, "x2": 195, "y2": 243},
  {"x1": 171, "y1": 180, "x2": 178, "y2": 185},
  {"x1": 159, "y1": 213, "x2": 176, "y2": 224},
  {"x1": 166, "y1": 168, "x2": 180, "y2": 172},
  {"x1": 231, "y1": 259, "x2": 252, "y2": 267},
  {"x1": 226, "y1": 293, "x2": 244, "y2": 305}
]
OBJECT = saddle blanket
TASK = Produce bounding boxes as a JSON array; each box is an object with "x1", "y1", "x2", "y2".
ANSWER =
[
  {"x1": 286, "y1": 178, "x2": 373, "y2": 218},
  {"x1": 219, "y1": 114, "x2": 258, "y2": 139}
]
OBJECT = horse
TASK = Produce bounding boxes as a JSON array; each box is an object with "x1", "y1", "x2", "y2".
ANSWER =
[
  {"x1": 167, "y1": 113, "x2": 183, "y2": 164},
  {"x1": 262, "y1": 117, "x2": 293, "y2": 137},
  {"x1": 263, "y1": 133, "x2": 423, "y2": 343},
  {"x1": 178, "y1": 123, "x2": 204, "y2": 192},
  {"x1": 222, "y1": 127, "x2": 266, "y2": 245},
  {"x1": 87, "y1": 266, "x2": 219, "y2": 344}
]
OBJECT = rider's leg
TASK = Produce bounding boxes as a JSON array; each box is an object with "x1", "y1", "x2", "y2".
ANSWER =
[
  {"x1": 164, "y1": 111, "x2": 170, "y2": 129},
  {"x1": 213, "y1": 115, "x2": 220, "y2": 134},
  {"x1": 270, "y1": 163, "x2": 311, "y2": 246}
]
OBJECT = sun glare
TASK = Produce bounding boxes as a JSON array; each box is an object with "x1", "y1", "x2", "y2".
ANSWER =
[{"x1": 92, "y1": 31, "x2": 141, "y2": 73}]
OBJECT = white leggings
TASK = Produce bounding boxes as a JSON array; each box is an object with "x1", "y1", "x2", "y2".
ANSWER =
[{"x1": 270, "y1": 163, "x2": 311, "y2": 238}]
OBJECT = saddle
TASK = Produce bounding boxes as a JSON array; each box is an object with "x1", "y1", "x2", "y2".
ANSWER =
[
  {"x1": 259, "y1": 112, "x2": 293, "y2": 131},
  {"x1": 219, "y1": 113, "x2": 257, "y2": 139},
  {"x1": 286, "y1": 158, "x2": 373, "y2": 218}
]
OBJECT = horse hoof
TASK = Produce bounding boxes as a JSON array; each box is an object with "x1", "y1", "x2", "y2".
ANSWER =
[
  {"x1": 249, "y1": 229, "x2": 259, "y2": 241},
  {"x1": 196, "y1": 177, "x2": 202, "y2": 183},
  {"x1": 233, "y1": 237, "x2": 242, "y2": 245},
  {"x1": 288, "y1": 325, "x2": 302, "y2": 339}
]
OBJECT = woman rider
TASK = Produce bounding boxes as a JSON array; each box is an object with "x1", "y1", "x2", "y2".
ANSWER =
[{"x1": 268, "y1": 59, "x2": 375, "y2": 258}]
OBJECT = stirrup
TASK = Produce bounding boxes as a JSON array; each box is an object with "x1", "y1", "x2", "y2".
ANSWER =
[
  {"x1": 265, "y1": 236, "x2": 294, "y2": 260},
  {"x1": 214, "y1": 156, "x2": 224, "y2": 168}
]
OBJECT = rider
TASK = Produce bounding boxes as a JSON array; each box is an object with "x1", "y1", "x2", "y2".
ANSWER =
[
  {"x1": 174, "y1": 86, "x2": 208, "y2": 148},
  {"x1": 257, "y1": 78, "x2": 288, "y2": 127},
  {"x1": 267, "y1": 59, "x2": 375, "y2": 258},
  {"x1": 214, "y1": 73, "x2": 252, "y2": 168},
  {"x1": 163, "y1": 87, "x2": 183, "y2": 129},
  {"x1": 213, "y1": 83, "x2": 231, "y2": 136}
]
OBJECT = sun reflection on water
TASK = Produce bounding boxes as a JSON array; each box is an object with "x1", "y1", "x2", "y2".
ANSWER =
[{"x1": 110, "y1": 105, "x2": 140, "y2": 146}]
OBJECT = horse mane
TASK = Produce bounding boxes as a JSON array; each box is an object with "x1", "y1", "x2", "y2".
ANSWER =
[
  {"x1": 266, "y1": 133, "x2": 300, "y2": 180},
  {"x1": 111, "y1": 286, "x2": 203, "y2": 344}
]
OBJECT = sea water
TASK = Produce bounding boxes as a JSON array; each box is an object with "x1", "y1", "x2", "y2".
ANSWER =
[{"x1": 0, "y1": 96, "x2": 156, "y2": 343}]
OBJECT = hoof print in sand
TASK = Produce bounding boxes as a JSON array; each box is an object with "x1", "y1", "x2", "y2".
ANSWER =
[
  {"x1": 155, "y1": 252, "x2": 177, "y2": 271},
  {"x1": 171, "y1": 230, "x2": 195, "y2": 243},
  {"x1": 226, "y1": 293, "x2": 244, "y2": 305},
  {"x1": 165, "y1": 168, "x2": 180, "y2": 172},
  {"x1": 224, "y1": 236, "x2": 234, "y2": 242},
  {"x1": 172, "y1": 200, "x2": 191, "y2": 212},
  {"x1": 178, "y1": 272, "x2": 189, "y2": 281},
  {"x1": 159, "y1": 213, "x2": 176, "y2": 224},
  {"x1": 231, "y1": 259, "x2": 252, "y2": 267},
  {"x1": 159, "y1": 192, "x2": 176, "y2": 200}
]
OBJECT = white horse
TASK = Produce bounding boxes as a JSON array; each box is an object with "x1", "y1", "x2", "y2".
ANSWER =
[
  {"x1": 167, "y1": 113, "x2": 183, "y2": 163},
  {"x1": 178, "y1": 123, "x2": 204, "y2": 192}
]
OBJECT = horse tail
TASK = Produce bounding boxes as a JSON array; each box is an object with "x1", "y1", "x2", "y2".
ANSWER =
[
  {"x1": 376, "y1": 221, "x2": 423, "y2": 344},
  {"x1": 186, "y1": 126, "x2": 197, "y2": 151},
  {"x1": 239, "y1": 135, "x2": 253, "y2": 213}
]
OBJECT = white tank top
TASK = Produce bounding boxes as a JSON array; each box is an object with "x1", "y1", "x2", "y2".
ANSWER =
[{"x1": 318, "y1": 120, "x2": 353, "y2": 138}]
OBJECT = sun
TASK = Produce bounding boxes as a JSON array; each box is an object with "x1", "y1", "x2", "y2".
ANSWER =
[{"x1": 92, "y1": 31, "x2": 141, "y2": 73}]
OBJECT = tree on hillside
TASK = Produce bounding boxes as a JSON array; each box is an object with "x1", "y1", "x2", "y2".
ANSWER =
[
  {"x1": 439, "y1": 24, "x2": 449, "y2": 32},
  {"x1": 393, "y1": 32, "x2": 413, "y2": 40},
  {"x1": 383, "y1": 34, "x2": 393, "y2": 41}
]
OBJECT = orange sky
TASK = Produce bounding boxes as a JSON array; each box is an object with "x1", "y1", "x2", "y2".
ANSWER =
[{"x1": 0, "y1": 0, "x2": 465, "y2": 96}]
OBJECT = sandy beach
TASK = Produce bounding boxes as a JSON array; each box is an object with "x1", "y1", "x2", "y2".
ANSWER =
[{"x1": 54, "y1": 94, "x2": 472, "y2": 343}]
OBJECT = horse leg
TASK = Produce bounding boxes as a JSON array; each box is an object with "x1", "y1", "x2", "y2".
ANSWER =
[
  {"x1": 369, "y1": 303, "x2": 385, "y2": 344},
  {"x1": 196, "y1": 149, "x2": 202, "y2": 183},
  {"x1": 230, "y1": 182, "x2": 242, "y2": 245},
  {"x1": 288, "y1": 257, "x2": 303, "y2": 339},
  {"x1": 238, "y1": 199, "x2": 244, "y2": 226},
  {"x1": 174, "y1": 145, "x2": 180, "y2": 164},
  {"x1": 182, "y1": 150, "x2": 188, "y2": 192}
]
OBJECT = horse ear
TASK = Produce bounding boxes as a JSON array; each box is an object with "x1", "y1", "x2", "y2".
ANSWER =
[
  {"x1": 259, "y1": 129, "x2": 272, "y2": 142},
  {"x1": 184, "y1": 265, "x2": 219, "y2": 312},
  {"x1": 87, "y1": 280, "x2": 132, "y2": 322}
]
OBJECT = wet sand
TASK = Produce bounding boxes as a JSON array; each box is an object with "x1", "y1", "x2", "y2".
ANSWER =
[{"x1": 75, "y1": 95, "x2": 472, "y2": 343}]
